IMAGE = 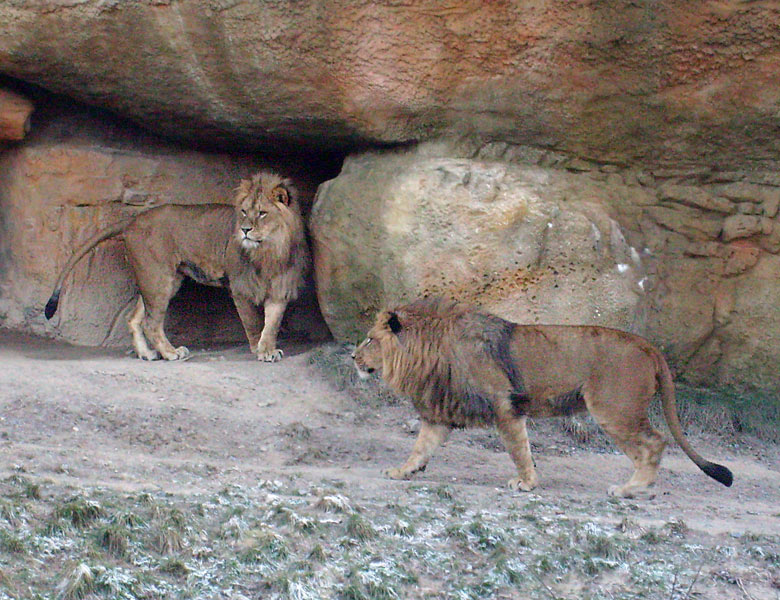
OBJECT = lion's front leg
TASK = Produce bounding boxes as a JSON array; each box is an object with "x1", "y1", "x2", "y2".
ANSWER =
[
  {"x1": 386, "y1": 421, "x2": 451, "y2": 480},
  {"x1": 496, "y1": 413, "x2": 538, "y2": 492},
  {"x1": 256, "y1": 298, "x2": 288, "y2": 362},
  {"x1": 232, "y1": 293, "x2": 264, "y2": 355}
]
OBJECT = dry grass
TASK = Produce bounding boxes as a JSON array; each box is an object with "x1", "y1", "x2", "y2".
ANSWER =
[{"x1": 0, "y1": 474, "x2": 776, "y2": 599}]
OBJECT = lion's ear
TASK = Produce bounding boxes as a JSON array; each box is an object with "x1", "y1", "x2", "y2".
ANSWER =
[
  {"x1": 273, "y1": 186, "x2": 290, "y2": 206},
  {"x1": 387, "y1": 312, "x2": 403, "y2": 335}
]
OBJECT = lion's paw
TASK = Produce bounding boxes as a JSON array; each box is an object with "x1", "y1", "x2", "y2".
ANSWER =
[
  {"x1": 384, "y1": 468, "x2": 413, "y2": 480},
  {"x1": 507, "y1": 476, "x2": 538, "y2": 492},
  {"x1": 258, "y1": 348, "x2": 284, "y2": 362},
  {"x1": 607, "y1": 484, "x2": 655, "y2": 500},
  {"x1": 138, "y1": 349, "x2": 160, "y2": 361},
  {"x1": 161, "y1": 346, "x2": 191, "y2": 361}
]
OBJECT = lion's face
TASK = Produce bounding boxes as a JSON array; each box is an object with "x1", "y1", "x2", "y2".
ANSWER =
[
  {"x1": 352, "y1": 335, "x2": 383, "y2": 379},
  {"x1": 234, "y1": 171, "x2": 298, "y2": 251},
  {"x1": 353, "y1": 310, "x2": 405, "y2": 379}
]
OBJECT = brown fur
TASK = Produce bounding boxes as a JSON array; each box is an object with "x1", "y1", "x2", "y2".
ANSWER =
[
  {"x1": 45, "y1": 171, "x2": 309, "y2": 362},
  {"x1": 353, "y1": 297, "x2": 733, "y2": 497}
]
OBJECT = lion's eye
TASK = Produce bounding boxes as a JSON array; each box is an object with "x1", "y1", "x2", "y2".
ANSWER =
[
  {"x1": 241, "y1": 209, "x2": 247, "y2": 217},
  {"x1": 258, "y1": 211, "x2": 267, "y2": 219},
  {"x1": 366, "y1": 338, "x2": 372, "y2": 345}
]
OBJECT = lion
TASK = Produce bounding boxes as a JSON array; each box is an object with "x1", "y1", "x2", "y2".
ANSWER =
[
  {"x1": 45, "y1": 170, "x2": 309, "y2": 362},
  {"x1": 353, "y1": 297, "x2": 733, "y2": 498}
]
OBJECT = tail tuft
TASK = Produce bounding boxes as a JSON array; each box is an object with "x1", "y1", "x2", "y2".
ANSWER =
[
  {"x1": 44, "y1": 290, "x2": 61, "y2": 320},
  {"x1": 702, "y1": 462, "x2": 733, "y2": 487}
]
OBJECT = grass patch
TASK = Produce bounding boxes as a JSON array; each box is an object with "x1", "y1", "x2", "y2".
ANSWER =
[
  {"x1": 552, "y1": 381, "x2": 780, "y2": 450},
  {"x1": 0, "y1": 529, "x2": 25, "y2": 554},
  {"x1": 0, "y1": 477, "x2": 776, "y2": 599},
  {"x1": 95, "y1": 524, "x2": 129, "y2": 558},
  {"x1": 238, "y1": 527, "x2": 290, "y2": 564},
  {"x1": 675, "y1": 383, "x2": 780, "y2": 443},
  {"x1": 308, "y1": 343, "x2": 401, "y2": 408},
  {"x1": 54, "y1": 497, "x2": 103, "y2": 528},
  {"x1": 346, "y1": 513, "x2": 377, "y2": 542},
  {"x1": 56, "y1": 562, "x2": 97, "y2": 600}
]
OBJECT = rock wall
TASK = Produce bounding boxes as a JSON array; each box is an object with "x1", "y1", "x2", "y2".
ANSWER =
[
  {"x1": 311, "y1": 142, "x2": 780, "y2": 390},
  {"x1": 0, "y1": 100, "x2": 328, "y2": 348},
  {"x1": 1, "y1": 1, "x2": 778, "y2": 165},
  {"x1": 1, "y1": 2, "x2": 779, "y2": 390}
]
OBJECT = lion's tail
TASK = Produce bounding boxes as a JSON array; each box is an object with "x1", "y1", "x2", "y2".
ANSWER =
[
  {"x1": 655, "y1": 350, "x2": 733, "y2": 487},
  {"x1": 44, "y1": 220, "x2": 131, "y2": 320}
]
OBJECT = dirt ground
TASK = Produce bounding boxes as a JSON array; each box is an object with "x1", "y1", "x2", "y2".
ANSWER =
[{"x1": 0, "y1": 330, "x2": 778, "y2": 598}]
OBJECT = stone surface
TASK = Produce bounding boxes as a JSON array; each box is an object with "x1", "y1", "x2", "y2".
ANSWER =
[
  {"x1": 1, "y1": 1, "x2": 778, "y2": 165},
  {"x1": 0, "y1": 102, "x2": 328, "y2": 348},
  {"x1": 311, "y1": 142, "x2": 780, "y2": 390},
  {"x1": 310, "y1": 144, "x2": 649, "y2": 342},
  {"x1": 0, "y1": 87, "x2": 33, "y2": 141},
  {"x1": 722, "y1": 214, "x2": 768, "y2": 242}
]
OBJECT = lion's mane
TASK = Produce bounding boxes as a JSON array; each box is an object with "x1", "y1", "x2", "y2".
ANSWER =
[{"x1": 373, "y1": 297, "x2": 523, "y2": 427}]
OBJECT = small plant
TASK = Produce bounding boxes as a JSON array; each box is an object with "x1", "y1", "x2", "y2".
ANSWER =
[
  {"x1": 22, "y1": 480, "x2": 41, "y2": 500},
  {"x1": 95, "y1": 524, "x2": 129, "y2": 558},
  {"x1": 0, "y1": 499, "x2": 22, "y2": 526},
  {"x1": 238, "y1": 527, "x2": 289, "y2": 564},
  {"x1": 111, "y1": 510, "x2": 146, "y2": 529},
  {"x1": 640, "y1": 529, "x2": 664, "y2": 544},
  {"x1": 393, "y1": 519, "x2": 415, "y2": 537},
  {"x1": 158, "y1": 557, "x2": 189, "y2": 577},
  {"x1": 282, "y1": 421, "x2": 312, "y2": 441},
  {"x1": 435, "y1": 485, "x2": 454, "y2": 500},
  {"x1": 308, "y1": 543, "x2": 327, "y2": 562},
  {"x1": 560, "y1": 414, "x2": 608, "y2": 446},
  {"x1": 585, "y1": 531, "x2": 628, "y2": 562},
  {"x1": 314, "y1": 493, "x2": 353, "y2": 514},
  {"x1": 56, "y1": 563, "x2": 96, "y2": 600},
  {"x1": 665, "y1": 518, "x2": 689, "y2": 538},
  {"x1": 0, "y1": 529, "x2": 25, "y2": 553},
  {"x1": 54, "y1": 498, "x2": 103, "y2": 528},
  {"x1": 346, "y1": 513, "x2": 377, "y2": 542},
  {"x1": 154, "y1": 524, "x2": 184, "y2": 555}
]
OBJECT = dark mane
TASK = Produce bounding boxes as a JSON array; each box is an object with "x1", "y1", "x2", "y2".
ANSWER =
[{"x1": 377, "y1": 297, "x2": 525, "y2": 427}]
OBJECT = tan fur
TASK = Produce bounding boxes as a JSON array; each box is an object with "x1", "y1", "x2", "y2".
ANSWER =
[
  {"x1": 353, "y1": 297, "x2": 733, "y2": 497},
  {"x1": 46, "y1": 171, "x2": 309, "y2": 362}
]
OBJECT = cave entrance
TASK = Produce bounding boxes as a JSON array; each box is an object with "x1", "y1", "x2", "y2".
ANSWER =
[
  {"x1": 0, "y1": 77, "x2": 343, "y2": 354},
  {"x1": 164, "y1": 275, "x2": 331, "y2": 355}
]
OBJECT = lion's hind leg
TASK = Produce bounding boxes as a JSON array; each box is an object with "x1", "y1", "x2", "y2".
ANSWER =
[
  {"x1": 127, "y1": 296, "x2": 159, "y2": 361},
  {"x1": 385, "y1": 421, "x2": 450, "y2": 480},
  {"x1": 605, "y1": 422, "x2": 667, "y2": 499},
  {"x1": 592, "y1": 406, "x2": 667, "y2": 499},
  {"x1": 138, "y1": 274, "x2": 189, "y2": 361}
]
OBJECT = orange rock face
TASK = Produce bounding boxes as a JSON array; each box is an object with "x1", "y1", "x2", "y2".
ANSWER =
[{"x1": 0, "y1": 1, "x2": 777, "y2": 164}]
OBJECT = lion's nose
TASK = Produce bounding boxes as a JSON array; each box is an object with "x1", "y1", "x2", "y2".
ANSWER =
[{"x1": 241, "y1": 227, "x2": 251, "y2": 236}]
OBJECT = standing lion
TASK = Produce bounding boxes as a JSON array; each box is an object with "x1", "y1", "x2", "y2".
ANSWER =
[
  {"x1": 353, "y1": 297, "x2": 733, "y2": 498},
  {"x1": 45, "y1": 170, "x2": 309, "y2": 362}
]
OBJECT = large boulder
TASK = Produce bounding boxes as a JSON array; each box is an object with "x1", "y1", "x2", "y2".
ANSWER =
[
  {"x1": 310, "y1": 144, "x2": 651, "y2": 341},
  {"x1": 311, "y1": 143, "x2": 780, "y2": 390},
  {"x1": 0, "y1": 1, "x2": 778, "y2": 165}
]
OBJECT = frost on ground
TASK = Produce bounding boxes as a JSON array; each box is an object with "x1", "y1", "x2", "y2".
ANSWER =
[
  {"x1": 0, "y1": 476, "x2": 777, "y2": 600},
  {"x1": 0, "y1": 333, "x2": 778, "y2": 599}
]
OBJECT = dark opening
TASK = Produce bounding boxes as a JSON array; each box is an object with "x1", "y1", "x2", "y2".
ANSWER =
[{"x1": 165, "y1": 275, "x2": 331, "y2": 354}]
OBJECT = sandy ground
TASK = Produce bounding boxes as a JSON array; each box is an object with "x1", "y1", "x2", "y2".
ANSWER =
[
  {"x1": 0, "y1": 330, "x2": 777, "y2": 540},
  {"x1": 0, "y1": 331, "x2": 778, "y2": 600}
]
